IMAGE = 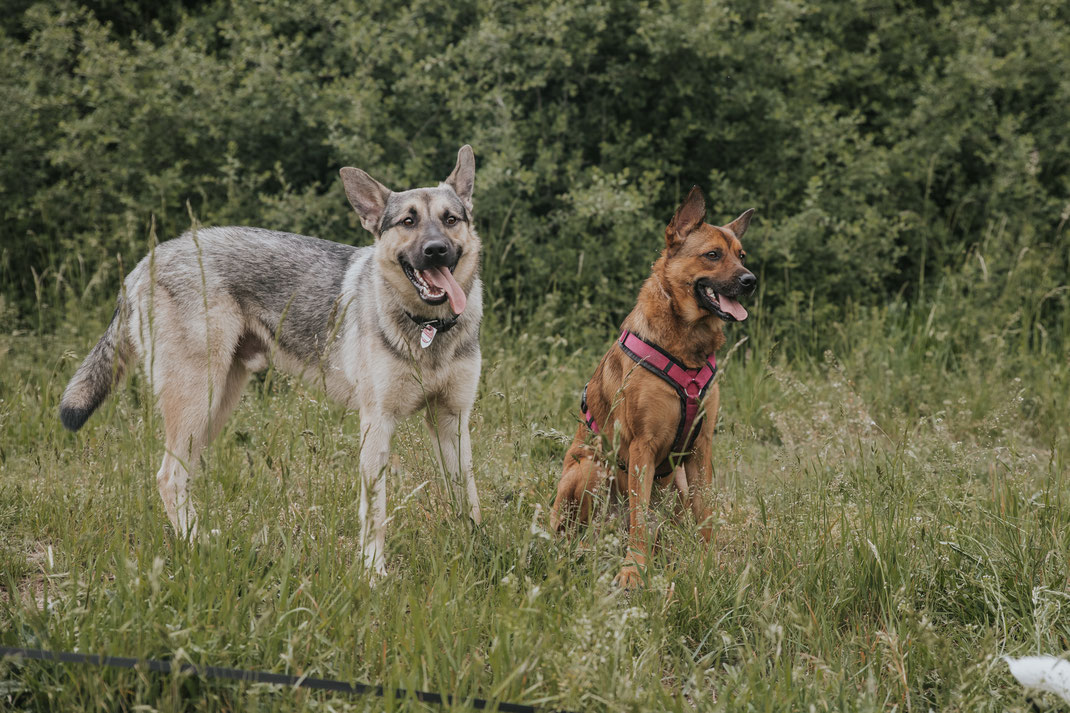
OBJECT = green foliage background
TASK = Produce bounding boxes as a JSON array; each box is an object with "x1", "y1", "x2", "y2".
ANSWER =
[
  {"x1": 2, "y1": 0, "x2": 1068, "y2": 340},
  {"x1": 3, "y1": 4, "x2": 1070, "y2": 710}
]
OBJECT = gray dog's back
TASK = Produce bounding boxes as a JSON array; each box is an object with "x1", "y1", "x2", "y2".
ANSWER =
[{"x1": 141, "y1": 227, "x2": 364, "y2": 361}]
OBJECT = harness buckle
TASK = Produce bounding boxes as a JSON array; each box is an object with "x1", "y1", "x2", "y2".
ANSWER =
[{"x1": 684, "y1": 376, "x2": 701, "y2": 399}]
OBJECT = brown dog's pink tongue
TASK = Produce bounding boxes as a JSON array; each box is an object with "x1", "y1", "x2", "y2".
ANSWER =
[
  {"x1": 718, "y1": 295, "x2": 748, "y2": 321},
  {"x1": 420, "y1": 267, "x2": 467, "y2": 315}
]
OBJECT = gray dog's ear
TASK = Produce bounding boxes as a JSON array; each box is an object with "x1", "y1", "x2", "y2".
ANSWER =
[
  {"x1": 444, "y1": 145, "x2": 475, "y2": 214},
  {"x1": 723, "y1": 208, "x2": 755, "y2": 239},
  {"x1": 340, "y1": 167, "x2": 391, "y2": 235}
]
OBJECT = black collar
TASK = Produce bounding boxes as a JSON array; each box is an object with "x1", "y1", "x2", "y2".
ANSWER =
[{"x1": 406, "y1": 312, "x2": 460, "y2": 334}]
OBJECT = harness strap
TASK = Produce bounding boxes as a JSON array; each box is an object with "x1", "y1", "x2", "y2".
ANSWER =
[
  {"x1": 617, "y1": 330, "x2": 716, "y2": 458},
  {"x1": 580, "y1": 330, "x2": 717, "y2": 477},
  {"x1": 581, "y1": 383, "x2": 600, "y2": 434}
]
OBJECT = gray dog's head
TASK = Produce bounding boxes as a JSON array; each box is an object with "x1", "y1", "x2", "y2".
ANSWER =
[{"x1": 340, "y1": 146, "x2": 479, "y2": 315}]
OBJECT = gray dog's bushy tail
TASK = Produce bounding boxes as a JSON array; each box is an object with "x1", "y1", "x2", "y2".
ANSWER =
[{"x1": 60, "y1": 297, "x2": 133, "y2": 432}]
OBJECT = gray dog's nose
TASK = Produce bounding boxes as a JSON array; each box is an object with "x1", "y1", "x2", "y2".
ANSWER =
[{"x1": 423, "y1": 240, "x2": 449, "y2": 260}]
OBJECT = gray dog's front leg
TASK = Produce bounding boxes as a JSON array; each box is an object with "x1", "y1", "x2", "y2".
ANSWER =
[
  {"x1": 426, "y1": 406, "x2": 481, "y2": 524},
  {"x1": 358, "y1": 413, "x2": 395, "y2": 578}
]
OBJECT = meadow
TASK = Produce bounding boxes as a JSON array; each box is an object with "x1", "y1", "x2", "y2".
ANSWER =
[
  {"x1": 2, "y1": 220, "x2": 1068, "y2": 711},
  {"x1": 3, "y1": 0, "x2": 1070, "y2": 709}
]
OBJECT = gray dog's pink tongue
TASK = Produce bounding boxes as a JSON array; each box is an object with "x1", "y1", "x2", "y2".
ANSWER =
[
  {"x1": 718, "y1": 294, "x2": 748, "y2": 321},
  {"x1": 420, "y1": 267, "x2": 467, "y2": 315}
]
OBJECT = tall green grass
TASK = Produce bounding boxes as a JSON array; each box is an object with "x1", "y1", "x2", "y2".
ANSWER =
[{"x1": 1, "y1": 226, "x2": 1067, "y2": 711}]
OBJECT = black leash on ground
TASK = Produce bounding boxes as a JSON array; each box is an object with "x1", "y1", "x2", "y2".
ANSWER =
[{"x1": 0, "y1": 646, "x2": 570, "y2": 713}]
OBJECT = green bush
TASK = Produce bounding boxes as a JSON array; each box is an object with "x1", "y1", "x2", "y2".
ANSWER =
[{"x1": 1, "y1": 0, "x2": 1067, "y2": 341}]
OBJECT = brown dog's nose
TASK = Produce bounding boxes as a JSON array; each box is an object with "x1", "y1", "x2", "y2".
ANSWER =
[{"x1": 738, "y1": 272, "x2": 756, "y2": 292}]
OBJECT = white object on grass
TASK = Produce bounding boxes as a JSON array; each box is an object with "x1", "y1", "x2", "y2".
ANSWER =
[{"x1": 1004, "y1": 655, "x2": 1070, "y2": 703}]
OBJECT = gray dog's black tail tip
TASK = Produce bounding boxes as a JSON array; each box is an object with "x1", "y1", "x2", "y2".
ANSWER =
[
  {"x1": 59, "y1": 304, "x2": 130, "y2": 432},
  {"x1": 59, "y1": 404, "x2": 94, "y2": 432}
]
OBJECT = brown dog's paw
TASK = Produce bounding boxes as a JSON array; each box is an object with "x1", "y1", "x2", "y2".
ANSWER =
[
  {"x1": 550, "y1": 474, "x2": 584, "y2": 532},
  {"x1": 548, "y1": 505, "x2": 565, "y2": 533},
  {"x1": 553, "y1": 459, "x2": 608, "y2": 531},
  {"x1": 548, "y1": 491, "x2": 573, "y2": 533},
  {"x1": 612, "y1": 564, "x2": 643, "y2": 589}
]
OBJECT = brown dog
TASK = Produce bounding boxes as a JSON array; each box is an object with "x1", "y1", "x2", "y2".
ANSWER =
[{"x1": 550, "y1": 186, "x2": 755, "y2": 588}]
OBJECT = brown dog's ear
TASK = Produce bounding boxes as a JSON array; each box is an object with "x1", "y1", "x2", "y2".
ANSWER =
[
  {"x1": 723, "y1": 208, "x2": 755, "y2": 239},
  {"x1": 340, "y1": 167, "x2": 392, "y2": 235},
  {"x1": 666, "y1": 185, "x2": 707, "y2": 252},
  {"x1": 445, "y1": 145, "x2": 475, "y2": 214}
]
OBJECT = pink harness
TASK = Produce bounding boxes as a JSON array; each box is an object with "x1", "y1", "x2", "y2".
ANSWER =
[{"x1": 581, "y1": 330, "x2": 717, "y2": 477}]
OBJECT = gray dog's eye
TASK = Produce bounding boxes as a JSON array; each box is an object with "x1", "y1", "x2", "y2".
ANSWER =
[
  {"x1": 445, "y1": 215, "x2": 457, "y2": 226},
  {"x1": 403, "y1": 217, "x2": 414, "y2": 227}
]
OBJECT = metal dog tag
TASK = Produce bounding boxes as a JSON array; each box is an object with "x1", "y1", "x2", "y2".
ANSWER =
[{"x1": 420, "y1": 324, "x2": 437, "y2": 348}]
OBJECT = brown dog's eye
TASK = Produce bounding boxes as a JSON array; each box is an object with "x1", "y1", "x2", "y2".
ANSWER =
[
  {"x1": 403, "y1": 217, "x2": 414, "y2": 227},
  {"x1": 706, "y1": 250, "x2": 721, "y2": 261},
  {"x1": 740, "y1": 252, "x2": 746, "y2": 262},
  {"x1": 445, "y1": 215, "x2": 457, "y2": 226}
]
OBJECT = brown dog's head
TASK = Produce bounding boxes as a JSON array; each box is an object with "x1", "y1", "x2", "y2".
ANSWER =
[
  {"x1": 661, "y1": 186, "x2": 755, "y2": 323},
  {"x1": 339, "y1": 145, "x2": 479, "y2": 315}
]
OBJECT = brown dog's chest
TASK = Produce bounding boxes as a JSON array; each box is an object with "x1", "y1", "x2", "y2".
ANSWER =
[{"x1": 585, "y1": 347, "x2": 713, "y2": 477}]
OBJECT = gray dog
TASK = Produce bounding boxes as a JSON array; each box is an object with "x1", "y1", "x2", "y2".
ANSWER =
[{"x1": 60, "y1": 146, "x2": 483, "y2": 577}]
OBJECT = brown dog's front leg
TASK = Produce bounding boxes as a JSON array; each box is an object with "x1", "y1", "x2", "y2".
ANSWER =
[
  {"x1": 685, "y1": 455, "x2": 714, "y2": 544},
  {"x1": 687, "y1": 394, "x2": 718, "y2": 544},
  {"x1": 614, "y1": 443, "x2": 656, "y2": 589},
  {"x1": 684, "y1": 423, "x2": 717, "y2": 544}
]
